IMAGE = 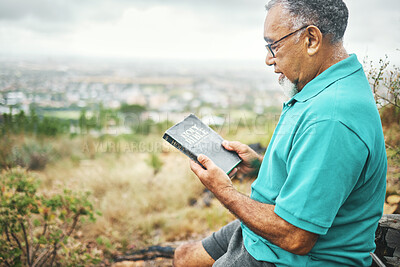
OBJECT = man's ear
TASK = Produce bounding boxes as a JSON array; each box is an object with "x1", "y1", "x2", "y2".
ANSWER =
[{"x1": 304, "y1": 25, "x2": 323, "y2": 56}]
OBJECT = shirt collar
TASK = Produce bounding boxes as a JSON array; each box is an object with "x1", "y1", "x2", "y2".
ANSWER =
[{"x1": 292, "y1": 54, "x2": 362, "y2": 103}]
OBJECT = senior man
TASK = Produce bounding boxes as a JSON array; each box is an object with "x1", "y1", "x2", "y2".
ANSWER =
[{"x1": 174, "y1": 0, "x2": 387, "y2": 266}]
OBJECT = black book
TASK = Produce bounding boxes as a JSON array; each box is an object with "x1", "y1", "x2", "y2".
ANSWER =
[{"x1": 163, "y1": 114, "x2": 242, "y2": 175}]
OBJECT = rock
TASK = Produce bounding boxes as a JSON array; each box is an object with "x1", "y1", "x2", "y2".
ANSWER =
[
  {"x1": 384, "y1": 203, "x2": 398, "y2": 214},
  {"x1": 374, "y1": 214, "x2": 400, "y2": 267},
  {"x1": 387, "y1": 195, "x2": 400, "y2": 205},
  {"x1": 112, "y1": 261, "x2": 136, "y2": 267}
]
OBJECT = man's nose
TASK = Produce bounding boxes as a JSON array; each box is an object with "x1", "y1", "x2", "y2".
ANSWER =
[{"x1": 265, "y1": 53, "x2": 275, "y2": 66}]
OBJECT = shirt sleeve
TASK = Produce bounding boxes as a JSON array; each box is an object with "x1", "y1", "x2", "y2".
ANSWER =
[{"x1": 274, "y1": 120, "x2": 368, "y2": 235}]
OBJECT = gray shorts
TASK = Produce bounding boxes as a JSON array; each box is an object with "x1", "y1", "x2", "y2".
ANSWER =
[{"x1": 202, "y1": 220, "x2": 275, "y2": 267}]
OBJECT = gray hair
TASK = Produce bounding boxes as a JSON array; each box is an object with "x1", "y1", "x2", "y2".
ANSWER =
[{"x1": 266, "y1": 0, "x2": 349, "y2": 43}]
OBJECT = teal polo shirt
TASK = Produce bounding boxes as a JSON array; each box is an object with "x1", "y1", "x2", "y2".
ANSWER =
[{"x1": 242, "y1": 54, "x2": 387, "y2": 266}]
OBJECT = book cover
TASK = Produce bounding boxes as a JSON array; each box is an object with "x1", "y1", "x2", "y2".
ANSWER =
[{"x1": 163, "y1": 114, "x2": 242, "y2": 175}]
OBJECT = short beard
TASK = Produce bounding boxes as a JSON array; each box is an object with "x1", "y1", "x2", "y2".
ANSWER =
[{"x1": 279, "y1": 76, "x2": 299, "y2": 98}]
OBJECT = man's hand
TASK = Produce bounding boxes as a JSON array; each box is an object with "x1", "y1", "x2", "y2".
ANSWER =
[
  {"x1": 222, "y1": 140, "x2": 263, "y2": 178},
  {"x1": 189, "y1": 153, "x2": 318, "y2": 255},
  {"x1": 190, "y1": 154, "x2": 234, "y2": 196},
  {"x1": 189, "y1": 153, "x2": 317, "y2": 255}
]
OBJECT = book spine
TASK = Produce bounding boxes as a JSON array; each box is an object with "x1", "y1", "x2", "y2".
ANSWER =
[{"x1": 163, "y1": 133, "x2": 201, "y2": 165}]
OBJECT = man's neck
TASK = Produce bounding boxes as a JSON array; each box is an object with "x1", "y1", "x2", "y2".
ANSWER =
[
  {"x1": 296, "y1": 44, "x2": 348, "y2": 92},
  {"x1": 316, "y1": 44, "x2": 349, "y2": 77}
]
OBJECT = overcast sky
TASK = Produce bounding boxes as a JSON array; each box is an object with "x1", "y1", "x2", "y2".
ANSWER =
[{"x1": 0, "y1": 0, "x2": 399, "y2": 66}]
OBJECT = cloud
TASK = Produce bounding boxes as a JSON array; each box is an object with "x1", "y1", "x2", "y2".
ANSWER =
[
  {"x1": 0, "y1": 0, "x2": 263, "y2": 33},
  {"x1": 0, "y1": 0, "x2": 398, "y2": 63},
  {"x1": 343, "y1": 0, "x2": 400, "y2": 64},
  {"x1": 346, "y1": 0, "x2": 400, "y2": 43},
  {"x1": 0, "y1": 0, "x2": 132, "y2": 33},
  {"x1": 52, "y1": 5, "x2": 264, "y2": 60},
  {"x1": 0, "y1": 0, "x2": 75, "y2": 22}
]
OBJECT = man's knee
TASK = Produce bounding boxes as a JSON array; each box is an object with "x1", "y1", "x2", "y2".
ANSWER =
[
  {"x1": 173, "y1": 241, "x2": 214, "y2": 267},
  {"x1": 173, "y1": 243, "x2": 190, "y2": 267}
]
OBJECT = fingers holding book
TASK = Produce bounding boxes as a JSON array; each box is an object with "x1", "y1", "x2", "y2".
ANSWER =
[
  {"x1": 228, "y1": 167, "x2": 238, "y2": 179},
  {"x1": 222, "y1": 140, "x2": 263, "y2": 178},
  {"x1": 190, "y1": 154, "x2": 233, "y2": 196}
]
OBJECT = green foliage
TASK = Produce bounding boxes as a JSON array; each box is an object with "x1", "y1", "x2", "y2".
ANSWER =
[
  {"x1": 130, "y1": 119, "x2": 171, "y2": 135},
  {"x1": 97, "y1": 105, "x2": 120, "y2": 130},
  {"x1": 365, "y1": 55, "x2": 400, "y2": 110},
  {"x1": 13, "y1": 142, "x2": 53, "y2": 171},
  {"x1": 0, "y1": 168, "x2": 100, "y2": 266},
  {"x1": 37, "y1": 117, "x2": 69, "y2": 136},
  {"x1": 78, "y1": 106, "x2": 124, "y2": 135},
  {"x1": 0, "y1": 138, "x2": 54, "y2": 171},
  {"x1": 78, "y1": 109, "x2": 97, "y2": 134},
  {"x1": 0, "y1": 135, "x2": 15, "y2": 171},
  {"x1": 366, "y1": 55, "x2": 400, "y2": 148},
  {"x1": 133, "y1": 119, "x2": 153, "y2": 135},
  {"x1": 154, "y1": 120, "x2": 174, "y2": 134},
  {"x1": 119, "y1": 103, "x2": 146, "y2": 114},
  {"x1": 146, "y1": 153, "x2": 164, "y2": 175},
  {"x1": 0, "y1": 105, "x2": 157, "y2": 138},
  {"x1": 78, "y1": 109, "x2": 89, "y2": 134},
  {"x1": 1, "y1": 110, "x2": 69, "y2": 137}
]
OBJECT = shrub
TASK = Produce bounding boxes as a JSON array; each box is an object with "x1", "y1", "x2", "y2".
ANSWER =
[
  {"x1": 0, "y1": 168, "x2": 101, "y2": 266},
  {"x1": 0, "y1": 138, "x2": 54, "y2": 171},
  {"x1": 366, "y1": 56, "x2": 400, "y2": 149},
  {"x1": 146, "y1": 153, "x2": 164, "y2": 175},
  {"x1": 0, "y1": 135, "x2": 15, "y2": 170},
  {"x1": 365, "y1": 55, "x2": 400, "y2": 109}
]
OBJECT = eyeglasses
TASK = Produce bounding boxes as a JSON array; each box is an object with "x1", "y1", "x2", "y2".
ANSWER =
[{"x1": 265, "y1": 25, "x2": 309, "y2": 58}]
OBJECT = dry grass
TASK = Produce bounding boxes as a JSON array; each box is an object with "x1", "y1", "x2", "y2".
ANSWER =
[
  {"x1": 7, "y1": 114, "x2": 399, "y2": 264},
  {"x1": 382, "y1": 106, "x2": 400, "y2": 196},
  {"x1": 33, "y1": 134, "x2": 252, "y2": 258},
  {"x1": 386, "y1": 148, "x2": 400, "y2": 196},
  {"x1": 0, "y1": 121, "x2": 270, "y2": 262},
  {"x1": 1, "y1": 120, "x2": 270, "y2": 262}
]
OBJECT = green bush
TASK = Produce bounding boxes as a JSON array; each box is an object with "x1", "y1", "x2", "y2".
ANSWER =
[
  {"x1": 366, "y1": 56, "x2": 400, "y2": 150},
  {"x1": 0, "y1": 138, "x2": 54, "y2": 171},
  {"x1": 147, "y1": 153, "x2": 164, "y2": 175},
  {"x1": 0, "y1": 168, "x2": 101, "y2": 266},
  {"x1": 1, "y1": 110, "x2": 70, "y2": 137},
  {"x1": 365, "y1": 56, "x2": 399, "y2": 113}
]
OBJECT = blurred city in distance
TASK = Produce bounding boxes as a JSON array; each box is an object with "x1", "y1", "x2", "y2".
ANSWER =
[{"x1": 0, "y1": 56, "x2": 285, "y2": 138}]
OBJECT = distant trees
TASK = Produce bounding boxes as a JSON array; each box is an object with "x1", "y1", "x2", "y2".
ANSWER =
[
  {"x1": 0, "y1": 103, "x2": 160, "y2": 138},
  {"x1": 119, "y1": 103, "x2": 146, "y2": 114},
  {"x1": 78, "y1": 109, "x2": 97, "y2": 134},
  {"x1": 0, "y1": 109, "x2": 69, "y2": 137}
]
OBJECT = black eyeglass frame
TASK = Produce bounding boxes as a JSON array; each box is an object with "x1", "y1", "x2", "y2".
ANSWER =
[{"x1": 265, "y1": 25, "x2": 310, "y2": 58}]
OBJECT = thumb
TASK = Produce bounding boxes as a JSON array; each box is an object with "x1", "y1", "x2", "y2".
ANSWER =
[
  {"x1": 223, "y1": 140, "x2": 245, "y2": 153},
  {"x1": 198, "y1": 154, "x2": 215, "y2": 169},
  {"x1": 222, "y1": 140, "x2": 232, "y2": 150}
]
